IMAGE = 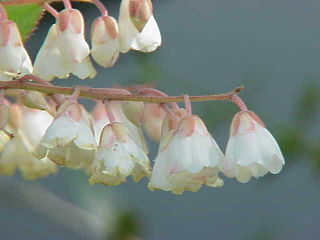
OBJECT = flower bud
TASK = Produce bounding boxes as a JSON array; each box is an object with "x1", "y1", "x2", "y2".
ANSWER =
[
  {"x1": 91, "y1": 15, "x2": 120, "y2": 68},
  {"x1": 20, "y1": 91, "x2": 48, "y2": 110},
  {"x1": 0, "y1": 20, "x2": 32, "y2": 81},
  {"x1": 118, "y1": 0, "x2": 161, "y2": 53},
  {"x1": 57, "y1": 9, "x2": 89, "y2": 63},
  {"x1": 219, "y1": 111, "x2": 285, "y2": 183},
  {"x1": 129, "y1": 0, "x2": 153, "y2": 32}
]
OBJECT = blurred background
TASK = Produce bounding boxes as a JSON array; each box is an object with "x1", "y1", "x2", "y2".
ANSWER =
[{"x1": 1, "y1": 0, "x2": 320, "y2": 239}]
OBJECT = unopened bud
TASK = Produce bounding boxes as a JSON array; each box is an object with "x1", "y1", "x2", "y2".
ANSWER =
[
  {"x1": 0, "y1": 103, "x2": 9, "y2": 130},
  {"x1": 129, "y1": 0, "x2": 153, "y2": 32},
  {"x1": 91, "y1": 16, "x2": 120, "y2": 68},
  {"x1": 20, "y1": 91, "x2": 48, "y2": 110},
  {"x1": 122, "y1": 101, "x2": 144, "y2": 126}
]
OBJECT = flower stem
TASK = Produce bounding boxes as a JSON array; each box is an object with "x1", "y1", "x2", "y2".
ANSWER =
[
  {"x1": 0, "y1": 4, "x2": 8, "y2": 21},
  {"x1": 43, "y1": 3, "x2": 59, "y2": 18},
  {"x1": 230, "y1": 94, "x2": 248, "y2": 111},
  {"x1": 91, "y1": 0, "x2": 108, "y2": 16},
  {"x1": 63, "y1": 0, "x2": 72, "y2": 9},
  {"x1": 0, "y1": 80, "x2": 245, "y2": 106},
  {"x1": 183, "y1": 95, "x2": 192, "y2": 116}
]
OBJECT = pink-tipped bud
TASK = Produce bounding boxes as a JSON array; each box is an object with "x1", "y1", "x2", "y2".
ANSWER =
[
  {"x1": 20, "y1": 91, "x2": 48, "y2": 111},
  {"x1": 0, "y1": 20, "x2": 32, "y2": 80},
  {"x1": 129, "y1": 0, "x2": 153, "y2": 32},
  {"x1": 118, "y1": 0, "x2": 161, "y2": 53},
  {"x1": 230, "y1": 110, "x2": 265, "y2": 137},
  {"x1": 56, "y1": 9, "x2": 90, "y2": 63},
  {"x1": 91, "y1": 16, "x2": 120, "y2": 68},
  {"x1": 57, "y1": 9, "x2": 83, "y2": 33}
]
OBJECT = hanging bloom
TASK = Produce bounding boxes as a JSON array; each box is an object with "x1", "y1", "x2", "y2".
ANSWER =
[
  {"x1": 91, "y1": 15, "x2": 120, "y2": 68},
  {"x1": 0, "y1": 105, "x2": 57, "y2": 179},
  {"x1": 118, "y1": 0, "x2": 161, "y2": 53},
  {"x1": 33, "y1": 9, "x2": 96, "y2": 81},
  {"x1": 149, "y1": 115, "x2": 224, "y2": 194},
  {"x1": 89, "y1": 122, "x2": 150, "y2": 185},
  {"x1": 219, "y1": 111, "x2": 285, "y2": 183},
  {"x1": 0, "y1": 20, "x2": 32, "y2": 81},
  {"x1": 34, "y1": 102, "x2": 97, "y2": 169}
]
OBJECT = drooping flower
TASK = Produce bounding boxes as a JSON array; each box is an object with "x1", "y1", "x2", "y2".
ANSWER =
[
  {"x1": 219, "y1": 111, "x2": 285, "y2": 183},
  {"x1": 118, "y1": 0, "x2": 161, "y2": 53},
  {"x1": 0, "y1": 19, "x2": 32, "y2": 81},
  {"x1": 89, "y1": 121, "x2": 150, "y2": 185},
  {"x1": 0, "y1": 105, "x2": 57, "y2": 179},
  {"x1": 91, "y1": 15, "x2": 120, "y2": 68},
  {"x1": 33, "y1": 9, "x2": 96, "y2": 81},
  {"x1": 34, "y1": 101, "x2": 97, "y2": 169},
  {"x1": 149, "y1": 114, "x2": 224, "y2": 194}
]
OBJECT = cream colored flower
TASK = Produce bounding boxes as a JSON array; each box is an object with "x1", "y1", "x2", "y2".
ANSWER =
[
  {"x1": 91, "y1": 15, "x2": 120, "y2": 67},
  {"x1": 33, "y1": 9, "x2": 96, "y2": 81},
  {"x1": 35, "y1": 102, "x2": 97, "y2": 169},
  {"x1": 149, "y1": 115, "x2": 224, "y2": 194},
  {"x1": 118, "y1": 0, "x2": 161, "y2": 53},
  {"x1": 0, "y1": 20, "x2": 32, "y2": 81},
  {"x1": 219, "y1": 111, "x2": 285, "y2": 183},
  {"x1": 89, "y1": 122, "x2": 150, "y2": 185}
]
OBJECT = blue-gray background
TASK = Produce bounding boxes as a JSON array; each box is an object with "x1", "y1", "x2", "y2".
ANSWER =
[{"x1": 1, "y1": 0, "x2": 320, "y2": 239}]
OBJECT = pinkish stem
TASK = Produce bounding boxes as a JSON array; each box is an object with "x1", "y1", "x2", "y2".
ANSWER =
[
  {"x1": 0, "y1": 4, "x2": 7, "y2": 21},
  {"x1": 139, "y1": 88, "x2": 179, "y2": 109},
  {"x1": 104, "y1": 101, "x2": 116, "y2": 122},
  {"x1": 63, "y1": 0, "x2": 72, "y2": 9},
  {"x1": 43, "y1": 3, "x2": 59, "y2": 18},
  {"x1": 230, "y1": 94, "x2": 248, "y2": 111},
  {"x1": 183, "y1": 94, "x2": 192, "y2": 116},
  {"x1": 91, "y1": 0, "x2": 108, "y2": 16}
]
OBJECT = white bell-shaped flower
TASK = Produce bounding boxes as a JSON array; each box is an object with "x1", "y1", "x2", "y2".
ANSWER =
[
  {"x1": 0, "y1": 105, "x2": 57, "y2": 179},
  {"x1": 35, "y1": 102, "x2": 97, "y2": 169},
  {"x1": 219, "y1": 111, "x2": 285, "y2": 183},
  {"x1": 0, "y1": 20, "x2": 32, "y2": 81},
  {"x1": 89, "y1": 122, "x2": 150, "y2": 185},
  {"x1": 149, "y1": 115, "x2": 224, "y2": 194},
  {"x1": 33, "y1": 9, "x2": 96, "y2": 81},
  {"x1": 91, "y1": 15, "x2": 120, "y2": 67},
  {"x1": 118, "y1": 0, "x2": 161, "y2": 53}
]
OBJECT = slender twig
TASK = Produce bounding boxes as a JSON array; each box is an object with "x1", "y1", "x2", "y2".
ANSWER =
[{"x1": 0, "y1": 80, "x2": 245, "y2": 106}]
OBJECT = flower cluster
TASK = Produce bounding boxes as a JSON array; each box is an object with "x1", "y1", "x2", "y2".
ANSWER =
[
  {"x1": 0, "y1": 0, "x2": 285, "y2": 194},
  {"x1": 0, "y1": 90, "x2": 285, "y2": 194},
  {"x1": 0, "y1": 0, "x2": 161, "y2": 81}
]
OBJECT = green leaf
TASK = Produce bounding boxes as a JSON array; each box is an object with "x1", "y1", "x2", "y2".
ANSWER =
[{"x1": 2, "y1": 3, "x2": 43, "y2": 42}]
